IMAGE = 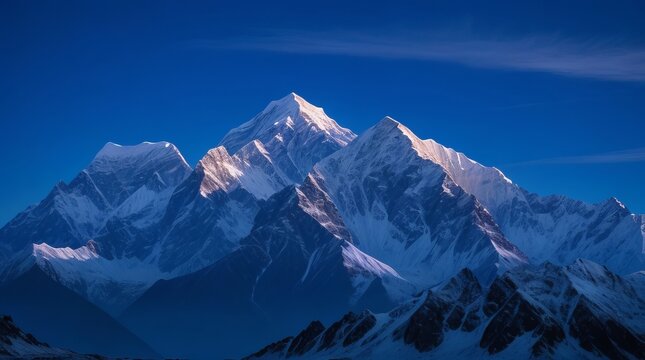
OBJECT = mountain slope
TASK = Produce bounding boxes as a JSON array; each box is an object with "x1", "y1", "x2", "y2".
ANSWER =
[
  {"x1": 0, "y1": 266, "x2": 159, "y2": 358},
  {"x1": 0, "y1": 94, "x2": 642, "y2": 360},
  {"x1": 313, "y1": 117, "x2": 527, "y2": 286},
  {"x1": 245, "y1": 260, "x2": 645, "y2": 360},
  {"x1": 125, "y1": 94, "x2": 358, "y2": 276},
  {"x1": 0, "y1": 94, "x2": 359, "y2": 317},
  {"x1": 121, "y1": 93, "x2": 357, "y2": 276},
  {"x1": 123, "y1": 176, "x2": 414, "y2": 359},
  {"x1": 0, "y1": 315, "x2": 104, "y2": 359},
  {"x1": 393, "y1": 129, "x2": 644, "y2": 274},
  {"x1": 0, "y1": 141, "x2": 190, "y2": 258},
  {"x1": 0, "y1": 142, "x2": 192, "y2": 314}
]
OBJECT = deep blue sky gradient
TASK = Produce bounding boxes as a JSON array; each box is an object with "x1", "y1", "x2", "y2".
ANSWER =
[{"x1": 1, "y1": 0, "x2": 644, "y2": 225}]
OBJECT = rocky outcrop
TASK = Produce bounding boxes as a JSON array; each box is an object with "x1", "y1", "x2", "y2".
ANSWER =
[{"x1": 246, "y1": 262, "x2": 645, "y2": 359}]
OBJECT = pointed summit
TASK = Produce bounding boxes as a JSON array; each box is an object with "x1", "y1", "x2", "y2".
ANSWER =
[
  {"x1": 87, "y1": 141, "x2": 192, "y2": 205},
  {"x1": 328, "y1": 116, "x2": 424, "y2": 172},
  {"x1": 365, "y1": 116, "x2": 422, "y2": 144},
  {"x1": 268, "y1": 92, "x2": 306, "y2": 110},
  {"x1": 375, "y1": 115, "x2": 400, "y2": 126},
  {"x1": 219, "y1": 93, "x2": 355, "y2": 155},
  {"x1": 218, "y1": 93, "x2": 356, "y2": 181}
]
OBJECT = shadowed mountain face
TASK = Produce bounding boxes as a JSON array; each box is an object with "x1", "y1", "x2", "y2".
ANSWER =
[
  {"x1": 312, "y1": 117, "x2": 528, "y2": 286},
  {"x1": 0, "y1": 314, "x2": 107, "y2": 359},
  {"x1": 0, "y1": 266, "x2": 159, "y2": 358},
  {"x1": 122, "y1": 177, "x2": 414, "y2": 359},
  {"x1": 245, "y1": 261, "x2": 645, "y2": 360},
  {"x1": 0, "y1": 94, "x2": 643, "y2": 359}
]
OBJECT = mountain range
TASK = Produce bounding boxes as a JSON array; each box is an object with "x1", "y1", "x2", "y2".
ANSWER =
[
  {"x1": 0, "y1": 93, "x2": 642, "y2": 359},
  {"x1": 244, "y1": 260, "x2": 644, "y2": 360}
]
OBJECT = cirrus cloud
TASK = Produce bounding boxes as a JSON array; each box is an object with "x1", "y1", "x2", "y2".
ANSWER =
[
  {"x1": 510, "y1": 147, "x2": 645, "y2": 166},
  {"x1": 191, "y1": 30, "x2": 645, "y2": 82}
]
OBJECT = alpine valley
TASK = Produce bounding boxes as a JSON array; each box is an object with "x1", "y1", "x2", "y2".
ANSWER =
[{"x1": 0, "y1": 93, "x2": 643, "y2": 359}]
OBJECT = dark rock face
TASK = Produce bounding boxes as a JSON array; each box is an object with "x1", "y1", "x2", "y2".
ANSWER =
[
  {"x1": 446, "y1": 305, "x2": 465, "y2": 330},
  {"x1": 402, "y1": 268, "x2": 484, "y2": 352},
  {"x1": 245, "y1": 262, "x2": 645, "y2": 360},
  {"x1": 0, "y1": 315, "x2": 47, "y2": 348},
  {"x1": 319, "y1": 312, "x2": 361, "y2": 350},
  {"x1": 243, "y1": 336, "x2": 293, "y2": 360},
  {"x1": 482, "y1": 277, "x2": 517, "y2": 317},
  {"x1": 243, "y1": 311, "x2": 377, "y2": 359},
  {"x1": 243, "y1": 269, "x2": 486, "y2": 359},
  {"x1": 0, "y1": 314, "x2": 61, "y2": 358},
  {"x1": 403, "y1": 294, "x2": 450, "y2": 352},
  {"x1": 480, "y1": 292, "x2": 564, "y2": 356},
  {"x1": 287, "y1": 321, "x2": 325, "y2": 356},
  {"x1": 315, "y1": 311, "x2": 378, "y2": 351},
  {"x1": 569, "y1": 298, "x2": 645, "y2": 360},
  {"x1": 342, "y1": 314, "x2": 377, "y2": 347},
  {"x1": 461, "y1": 310, "x2": 481, "y2": 332}
]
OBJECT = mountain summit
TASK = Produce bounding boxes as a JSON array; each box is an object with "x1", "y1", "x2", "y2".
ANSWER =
[
  {"x1": 219, "y1": 93, "x2": 356, "y2": 181},
  {"x1": 312, "y1": 116, "x2": 528, "y2": 286}
]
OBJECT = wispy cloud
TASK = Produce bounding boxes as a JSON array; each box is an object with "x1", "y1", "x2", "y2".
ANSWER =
[
  {"x1": 510, "y1": 147, "x2": 645, "y2": 166},
  {"x1": 191, "y1": 30, "x2": 645, "y2": 82},
  {"x1": 481, "y1": 98, "x2": 590, "y2": 112}
]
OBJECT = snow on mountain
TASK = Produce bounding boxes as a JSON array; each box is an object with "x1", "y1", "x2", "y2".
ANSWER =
[
  {"x1": 123, "y1": 176, "x2": 415, "y2": 359},
  {"x1": 112, "y1": 178, "x2": 177, "y2": 229},
  {"x1": 88, "y1": 141, "x2": 190, "y2": 205},
  {"x1": 0, "y1": 141, "x2": 191, "y2": 315},
  {"x1": 313, "y1": 116, "x2": 527, "y2": 287},
  {"x1": 245, "y1": 260, "x2": 645, "y2": 360},
  {"x1": 29, "y1": 241, "x2": 164, "y2": 314},
  {"x1": 196, "y1": 142, "x2": 290, "y2": 200},
  {"x1": 1, "y1": 94, "x2": 643, "y2": 359},
  {"x1": 145, "y1": 94, "x2": 358, "y2": 275},
  {"x1": 219, "y1": 93, "x2": 356, "y2": 181},
  {"x1": 0, "y1": 93, "x2": 355, "y2": 287},
  {"x1": 388, "y1": 124, "x2": 644, "y2": 275},
  {"x1": 0, "y1": 230, "x2": 169, "y2": 315},
  {"x1": 0, "y1": 141, "x2": 191, "y2": 256},
  {"x1": 1, "y1": 94, "x2": 358, "y2": 316},
  {"x1": 148, "y1": 148, "x2": 265, "y2": 275}
]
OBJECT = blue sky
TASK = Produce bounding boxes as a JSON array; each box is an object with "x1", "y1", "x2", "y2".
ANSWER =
[{"x1": 1, "y1": 0, "x2": 644, "y2": 225}]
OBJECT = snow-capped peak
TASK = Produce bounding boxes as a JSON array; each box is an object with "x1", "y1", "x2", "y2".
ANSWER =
[
  {"x1": 90, "y1": 141, "x2": 190, "y2": 172},
  {"x1": 372, "y1": 117, "x2": 513, "y2": 184},
  {"x1": 352, "y1": 117, "x2": 518, "y2": 212},
  {"x1": 219, "y1": 93, "x2": 356, "y2": 155},
  {"x1": 95, "y1": 141, "x2": 175, "y2": 159},
  {"x1": 84, "y1": 140, "x2": 192, "y2": 207}
]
